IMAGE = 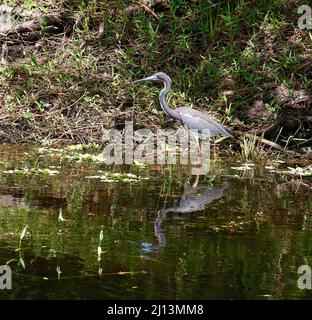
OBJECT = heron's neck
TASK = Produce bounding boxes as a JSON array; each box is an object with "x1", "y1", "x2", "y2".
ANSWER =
[{"x1": 159, "y1": 81, "x2": 182, "y2": 121}]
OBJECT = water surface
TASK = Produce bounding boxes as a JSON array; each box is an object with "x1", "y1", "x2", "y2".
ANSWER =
[{"x1": 0, "y1": 144, "x2": 312, "y2": 299}]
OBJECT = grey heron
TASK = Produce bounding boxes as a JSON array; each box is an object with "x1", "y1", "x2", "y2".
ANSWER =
[
  {"x1": 142, "y1": 178, "x2": 229, "y2": 252},
  {"x1": 133, "y1": 72, "x2": 232, "y2": 154}
]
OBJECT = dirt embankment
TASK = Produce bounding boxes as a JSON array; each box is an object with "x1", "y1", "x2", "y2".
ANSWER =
[{"x1": 0, "y1": 1, "x2": 311, "y2": 157}]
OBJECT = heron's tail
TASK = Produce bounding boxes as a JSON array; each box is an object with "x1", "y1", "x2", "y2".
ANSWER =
[{"x1": 224, "y1": 127, "x2": 233, "y2": 138}]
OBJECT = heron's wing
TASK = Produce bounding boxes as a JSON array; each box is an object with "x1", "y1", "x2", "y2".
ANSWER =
[
  {"x1": 176, "y1": 107, "x2": 232, "y2": 137},
  {"x1": 164, "y1": 185, "x2": 229, "y2": 213}
]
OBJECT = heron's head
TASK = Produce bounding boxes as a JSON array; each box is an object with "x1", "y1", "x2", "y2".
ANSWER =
[{"x1": 133, "y1": 72, "x2": 171, "y2": 85}]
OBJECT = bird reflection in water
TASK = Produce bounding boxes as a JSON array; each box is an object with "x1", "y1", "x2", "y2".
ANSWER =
[{"x1": 142, "y1": 176, "x2": 229, "y2": 252}]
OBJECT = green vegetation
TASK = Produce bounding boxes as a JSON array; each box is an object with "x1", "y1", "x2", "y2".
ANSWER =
[
  {"x1": 0, "y1": 0, "x2": 311, "y2": 155},
  {"x1": 1, "y1": 2, "x2": 312, "y2": 299}
]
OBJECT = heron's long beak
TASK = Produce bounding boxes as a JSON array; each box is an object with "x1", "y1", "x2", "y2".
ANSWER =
[{"x1": 132, "y1": 75, "x2": 158, "y2": 83}]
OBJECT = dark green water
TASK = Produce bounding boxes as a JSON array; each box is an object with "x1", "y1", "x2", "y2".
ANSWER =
[{"x1": 0, "y1": 145, "x2": 312, "y2": 299}]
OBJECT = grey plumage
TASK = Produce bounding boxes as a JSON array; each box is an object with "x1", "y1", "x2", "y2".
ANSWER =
[
  {"x1": 177, "y1": 108, "x2": 232, "y2": 137},
  {"x1": 142, "y1": 182, "x2": 229, "y2": 252},
  {"x1": 133, "y1": 72, "x2": 232, "y2": 137},
  {"x1": 162, "y1": 183, "x2": 229, "y2": 213}
]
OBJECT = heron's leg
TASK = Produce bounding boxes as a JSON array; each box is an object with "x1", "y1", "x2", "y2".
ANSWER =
[
  {"x1": 197, "y1": 140, "x2": 202, "y2": 160},
  {"x1": 190, "y1": 131, "x2": 202, "y2": 161},
  {"x1": 194, "y1": 135, "x2": 203, "y2": 162},
  {"x1": 192, "y1": 174, "x2": 200, "y2": 188}
]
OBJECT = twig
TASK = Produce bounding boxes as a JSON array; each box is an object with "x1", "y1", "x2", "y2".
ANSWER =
[
  {"x1": 138, "y1": 2, "x2": 159, "y2": 19},
  {"x1": 234, "y1": 130, "x2": 302, "y2": 156}
]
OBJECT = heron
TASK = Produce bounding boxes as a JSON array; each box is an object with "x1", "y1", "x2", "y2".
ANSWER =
[
  {"x1": 133, "y1": 72, "x2": 232, "y2": 156},
  {"x1": 142, "y1": 177, "x2": 229, "y2": 252}
]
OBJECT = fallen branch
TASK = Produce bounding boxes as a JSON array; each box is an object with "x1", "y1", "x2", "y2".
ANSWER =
[
  {"x1": 234, "y1": 130, "x2": 302, "y2": 156},
  {"x1": 0, "y1": 4, "x2": 70, "y2": 38},
  {"x1": 5, "y1": 12, "x2": 68, "y2": 36}
]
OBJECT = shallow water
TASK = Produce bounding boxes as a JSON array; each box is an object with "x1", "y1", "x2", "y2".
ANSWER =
[{"x1": 0, "y1": 144, "x2": 312, "y2": 299}]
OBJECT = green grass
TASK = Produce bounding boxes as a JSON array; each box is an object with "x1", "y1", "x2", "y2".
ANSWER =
[{"x1": 0, "y1": 0, "x2": 311, "y2": 149}]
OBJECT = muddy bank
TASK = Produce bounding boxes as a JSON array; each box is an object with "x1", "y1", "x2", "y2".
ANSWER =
[{"x1": 0, "y1": 1, "x2": 311, "y2": 156}]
